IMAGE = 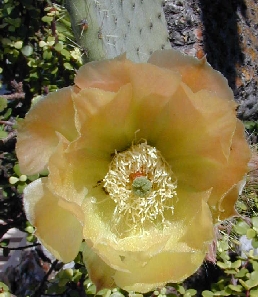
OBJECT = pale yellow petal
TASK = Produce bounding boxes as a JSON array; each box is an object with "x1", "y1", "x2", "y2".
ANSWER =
[
  {"x1": 82, "y1": 241, "x2": 115, "y2": 292},
  {"x1": 48, "y1": 140, "x2": 110, "y2": 206},
  {"x1": 81, "y1": 189, "x2": 213, "y2": 273},
  {"x1": 23, "y1": 178, "x2": 83, "y2": 263},
  {"x1": 172, "y1": 188, "x2": 214, "y2": 250},
  {"x1": 114, "y1": 250, "x2": 205, "y2": 293},
  {"x1": 16, "y1": 87, "x2": 78, "y2": 175}
]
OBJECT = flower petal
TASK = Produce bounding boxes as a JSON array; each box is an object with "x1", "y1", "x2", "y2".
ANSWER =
[
  {"x1": 23, "y1": 178, "x2": 83, "y2": 262},
  {"x1": 75, "y1": 53, "x2": 181, "y2": 99},
  {"x1": 152, "y1": 83, "x2": 249, "y2": 215},
  {"x1": 72, "y1": 88, "x2": 116, "y2": 131},
  {"x1": 74, "y1": 55, "x2": 130, "y2": 92},
  {"x1": 154, "y1": 83, "x2": 235, "y2": 165},
  {"x1": 81, "y1": 189, "x2": 213, "y2": 276},
  {"x1": 113, "y1": 250, "x2": 205, "y2": 293},
  {"x1": 16, "y1": 87, "x2": 78, "y2": 175},
  {"x1": 72, "y1": 84, "x2": 136, "y2": 154},
  {"x1": 172, "y1": 188, "x2": 214, "y2": 250},
  {"x1": 208, "y1": 120, "x2": 251, "y2": 219},
  {"x1": 148, "y1": 49, "x2": 234, "y2": 101},
  {"x1": 82, "y1": 242, "x2": 115, "y2": 292},
  {"x1": 47, "y1": 139, "x2": 111, "y2": 206}
]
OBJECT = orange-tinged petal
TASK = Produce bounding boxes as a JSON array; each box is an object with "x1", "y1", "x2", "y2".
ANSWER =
[
  {"x1": 23, "y1": 178, "x2": 83, "y2": 262},
  {"x1": 153, "y1": 84, "x2": 211, "y2": 161},
  {"x1": 75, "y1": 53, "x2": 181, "y2": 99},
  {"x1": 154, "y1": 83, "x2": 233, "y2": 165},
  {"x1": 16, "y1": 87, "x2": 78, "y2": 175},
  {"x1": 182, "y1": 86, "x2": 237, "y2": 160},
  {"x1": 127, "y1": 62, "x2": 181, "y2": 99},
  {"x1": 148, "y1": 49, "x2": 234, "y2": 101},
  {"x1": 151, "y1": 83, "x2": 249, "y2": 216},
  {"x1": 73, "y1": 65, "x2": 182, "y2": 152},
  {"x1": 208, "y1": 120, "x2": 251, "y2": 219},
  {"x1": 72, "y1": 88, "x2": 116, "y2": 131},
  {"x1": 74, "y1": 55, "x2": 130, "y2": 92}
]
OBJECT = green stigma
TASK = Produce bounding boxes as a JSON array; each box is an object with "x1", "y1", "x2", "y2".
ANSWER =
[{"x1": 132, "y1": 176, "x2": 152, "y2": 197}]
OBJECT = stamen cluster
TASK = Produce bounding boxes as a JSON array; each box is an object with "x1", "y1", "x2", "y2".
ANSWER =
[{"x1": 103, "y1": 142, "x2": 177, "y2": 231}]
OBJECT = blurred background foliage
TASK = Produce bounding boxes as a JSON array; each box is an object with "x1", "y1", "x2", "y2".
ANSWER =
[
  {"x1": 0, "y1": 0, "x2": 258, "y2": 296},
  {"x1": 0, "y1": 0, "x2": 82, "y2": 237}
]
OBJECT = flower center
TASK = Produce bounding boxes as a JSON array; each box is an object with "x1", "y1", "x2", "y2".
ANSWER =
[
  {"x1": 131, "y1": 176, "x2": 152, "y2": 197},
  {"x1": 103, "y1": 142, "x2": 177, "y2": 233}
]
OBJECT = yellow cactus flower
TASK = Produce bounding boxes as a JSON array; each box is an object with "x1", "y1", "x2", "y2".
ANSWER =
[{"x1": 16, "y1": 49, "x2": 251, "y2": 293}]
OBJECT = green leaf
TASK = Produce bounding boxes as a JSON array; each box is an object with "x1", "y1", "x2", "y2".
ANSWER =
[
  {"x1": 237, "y1": 200, "x2": 248, "y2": 211},
  {"x1": 8, "y1": 25, "x2": 15, "y2": 32},
  {"x1": 14, "y1": 40, "x2": 23, "y2": 49},
  {"x1": 26, "y1": 234, "x2": 36, "y2": 242},
  {"x1": 0, "y1": 239, "x2": 10, "y2": 247},
  {"x1": 54, "y1": 42, "x2": 63, "y2": 52},
  {"x1": 19, "y1": 175, "x2": 27, "y2": 182},
  {"x1": 217, "y1": 261, "x2": 231, "y2": 269},
  {"x1": 43, "y1": 50, "x2": 52, "y2": 60},
  {"x1": 252, "y1": 260, "x2": 258, "y2": 271},
  {"x1": 39, "y1": 40, "x2": 47, "y2": 47},
  {"x1": 245, "y1": 271, "x2": 258, "y2": 289},
  {"x1": 250, "y1": 289, "x2": 258, "y2": 297},
  {"x1": 60, "y1": 48, "x2": 71, "y2": 59},
  {"x1": 13, "y1": 164, "x2": 22, "y2": 176},
  {"x1": 85, "y1": 283, "x2": 96, "y2": 295},
  {"x1": 47, "y1": 36, "x2": 55, "y2": 43},
  {"x1": 185, "y1": 289, "x2": 197, "y2": 296},
  {"x1": 42, "y1": 16, "x2": 53, "y2": 23},
  {"x1": 230, "y1": 259, "x2": 242, "y2": 269},
  {"x1": 25, "y1": 225, "x2": 34, "y2": 234},
  {"x1": 0, "y1": 130, "x2": 8, "y2": 139},
  {"x1": 202, "y1": 291, "x2": 213, "y2": 297},
  {"x1": 252, "y1": 217, "x2": 258, "y2": 230},
  {"x1": 21, "y1": 45, "x2": 33, "y2": 56},
  {"x1": 235, "y1": 268, "x2": 248, "y2": 278},
  {"x1": 0, "y1": 97, "x2": 7, "y2": 112},
  {"x1": 234, "y1": 220, "x2": 250, "y2": 235},
  {"x1": 64, "y1": 62, "x2": 73, "y2": 70},
  {"x1": 228, "y1": 284, "x2": 243, "y2": 292},
  {"x1": 252, "y1": 238, "x2": 258, "y2": 249},
  {"x1": 27, "y1": 174, "x2": 39, "y2": 181},
  {"x1": 9, "y1": 176, "x2": 19, "y2": 184},
  {"x1": 247, "y1": 228, "x2": 257, "y2": 239},
  {"x1": 47, "y1": 283, "x2": 67, "y2": 294},
  {"x1": 110, "y1": 292, "x2": 125, "y2": 297},
  {"x1": 17, "y1": 183, "x2": 26, "y2": 193}
]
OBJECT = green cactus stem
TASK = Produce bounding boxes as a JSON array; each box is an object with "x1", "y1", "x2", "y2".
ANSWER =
[{"x1": 66, "y1": 0, "x2": 171, "y2": 63}]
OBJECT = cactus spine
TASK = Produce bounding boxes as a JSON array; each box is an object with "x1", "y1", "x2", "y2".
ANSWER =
[{"x1": 66, "y1": 0, "x2": 171, "y2": 63}]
